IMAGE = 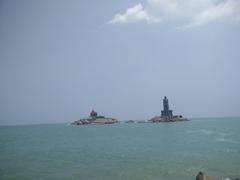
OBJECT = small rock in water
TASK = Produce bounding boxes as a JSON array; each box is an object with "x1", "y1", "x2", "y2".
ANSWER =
[
  {"x1": 196, "y1": 171, "x2": 204, "y2": 180},
  {"x1": 196, "y1": 172, "x2": 212, "y2": 180}
]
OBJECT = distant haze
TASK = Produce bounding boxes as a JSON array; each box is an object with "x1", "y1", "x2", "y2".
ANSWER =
[{"x1": 1, "y1": 0, "x2": 240, "y2": 125}]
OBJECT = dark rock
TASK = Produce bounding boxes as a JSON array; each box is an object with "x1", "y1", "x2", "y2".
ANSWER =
[
  {"x1": 196, "y1": 172, "x2": 213, "y2": 180},
  {"x1": 125, "y1": 120, "x2": 135, "y2": 123},
  {"x1": 196, "y1": 171, "x2": 204, "y2": 180}
]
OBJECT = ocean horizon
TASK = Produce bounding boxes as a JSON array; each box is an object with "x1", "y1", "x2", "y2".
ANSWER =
[
  {"x1": 0, "y1": 117, "x2": 240, "y2": 180},
  {"x1": 1, "y1": 116, "x2": 240, "y2": 127}
]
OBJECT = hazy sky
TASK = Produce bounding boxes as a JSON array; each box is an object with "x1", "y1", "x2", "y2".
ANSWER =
[{"x1": 1, "y1": 0, "x2": 240, "y2": 125}]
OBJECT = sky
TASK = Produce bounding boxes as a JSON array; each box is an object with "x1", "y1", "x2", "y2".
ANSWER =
[{"x1": 0, "y1": 0, "x2": 240, "y2": 125}]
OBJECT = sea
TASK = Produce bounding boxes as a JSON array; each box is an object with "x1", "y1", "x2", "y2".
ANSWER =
[{"x1": 0, "y1": 117, "x2": 239, "y2": 180}]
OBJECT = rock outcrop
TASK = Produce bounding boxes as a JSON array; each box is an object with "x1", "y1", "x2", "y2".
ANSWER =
[
  {"x1": 196, "y1": 172, "x2": 212, "y2": 180},
  {"x1": 72, "y1": 110, "x2": 118, "y2": 125},
  {"x1": 195, "y1": 171, "x2": 240, "y2": 180},
  {"x1": 149, "y1": 115, "x2": 188, "y2": 123},
  {"x1": 149, "y1": 96, "x2": 188, "y2": 123}
]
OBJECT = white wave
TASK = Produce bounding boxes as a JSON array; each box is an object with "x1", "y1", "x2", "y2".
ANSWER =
[
  {"x1": 216, "y1": 137, "x2": 239, "y2": 144},
  {"x1": 186, "y1": 166, "x2": 205, "y2": 173},
  {"x1": 186, "y1": 129, "x2": 214, "y2": 135},
  {"x1": 217, "y1": 138, "x2": 226, "y2": 142}
]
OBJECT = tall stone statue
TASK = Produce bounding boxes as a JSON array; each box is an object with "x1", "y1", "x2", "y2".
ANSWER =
[
  {"x1": 163, "y1": 96, "x2": 169, "y2": 112},
  {"x1": 149, "y1": 96, "x2": 188, "y2": 122},
  {"x1": 161, "y1": 96, "x2": 173, "y2": 118}
]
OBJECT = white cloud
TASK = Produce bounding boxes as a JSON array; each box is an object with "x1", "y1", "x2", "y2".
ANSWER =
[
  {"x1": 110, "y1": 0, "x2": 240, "y2": 28},
  {"x1": 188, "y1": 0, "x2": 240, "y2": 27},
  {"x1": 109, "y1": 4, "x2": 160, "y2": 24}
]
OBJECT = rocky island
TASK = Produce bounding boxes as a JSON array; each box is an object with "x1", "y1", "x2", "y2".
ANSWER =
[
  {"x1": 149, "y1": 96, "x2": 188, "y2": 123},
  {"x1": 71, "y1": 110, "x2": 118, "y2": 125}
]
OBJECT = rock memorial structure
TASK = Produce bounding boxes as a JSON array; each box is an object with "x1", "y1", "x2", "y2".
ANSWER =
[
  {"x1": 149, "y1": 96, "x2": 188, "y2": 123},
  {"x1": 72, "y1": 110, "x2": 118, "y2": 125}
]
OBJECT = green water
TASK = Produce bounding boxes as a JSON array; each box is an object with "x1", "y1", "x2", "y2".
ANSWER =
[{"x1": 0, "y1": 118, "x2": 240, "y2": 180}]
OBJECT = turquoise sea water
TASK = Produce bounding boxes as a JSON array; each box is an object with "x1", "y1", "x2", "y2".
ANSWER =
[{"x1": 0, "y1": 118, "x2": 240, "y2": 180}]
